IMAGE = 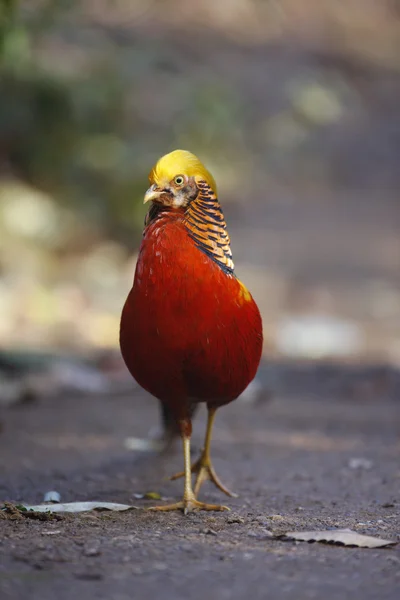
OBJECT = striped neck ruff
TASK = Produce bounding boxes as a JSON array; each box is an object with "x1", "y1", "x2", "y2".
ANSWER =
[{"x1": 184, "y1": 181, "x2": 234, "y2": 275}]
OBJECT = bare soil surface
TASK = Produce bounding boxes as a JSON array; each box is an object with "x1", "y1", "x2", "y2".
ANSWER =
[{"x1": 0, "y1": 363, "x2": 399, "y2": 600}]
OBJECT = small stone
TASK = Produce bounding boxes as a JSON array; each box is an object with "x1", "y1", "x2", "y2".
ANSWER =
[
  {"x1": 227, "y1": 516, "x2": 245, "y2": 524},
  {"x1": 261, "y1": 529, "x2": 273, "y2": 538},
  {"x1": 348, "y1": 458, "x2": 373, "y2": 470},
  {"x1": 43, "y1": 491, "x2": 61, "y2": 503},
  {"x1": 35, "y1": 542, "x2": 46, "y2": 550},
  {"x1": 254, "y1": 518, "x2": 270, "y2": 527},
  {"x1": 247, "y1": 530, "x2": 259, "y2": 537},
  {"x1": 247, "y1": 529, "x2": 273, "y2": 539},
  {"x1": 83, "y1": 545, "x2": 101, "y2": 557},
  {"x1": 201, "y1": 528, "x2": 218, "y2": 536}
]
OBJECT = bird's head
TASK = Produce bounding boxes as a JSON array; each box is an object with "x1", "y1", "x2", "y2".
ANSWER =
[{"x1": 144, "y1": 149, "x2": 217, "y2": 209}]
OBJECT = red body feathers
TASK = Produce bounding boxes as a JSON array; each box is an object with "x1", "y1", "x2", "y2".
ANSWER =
[{"x1": 120, "y1": 209, "x2": 263, "y2": 421}]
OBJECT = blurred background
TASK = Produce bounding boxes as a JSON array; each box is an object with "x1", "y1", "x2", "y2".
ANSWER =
[{"x1": 1, "y1": 0, "x2": 400, "y2": 405}]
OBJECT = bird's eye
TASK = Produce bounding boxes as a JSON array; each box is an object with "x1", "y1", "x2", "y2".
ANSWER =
[{"x1": 174, "y1": 175, "x2": 184, "y2": 186}]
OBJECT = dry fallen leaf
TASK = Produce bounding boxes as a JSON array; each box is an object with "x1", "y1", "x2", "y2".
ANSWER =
[
  {"x1": 280, "y1": 528, "x2": 397, "y2": 548},
  {"x1": 21, "y1": 502, "x2": 138, "y2": 514}
]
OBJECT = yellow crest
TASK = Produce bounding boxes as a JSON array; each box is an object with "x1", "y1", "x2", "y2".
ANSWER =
[{"x1": 148, "y1": 150, "x2": 217, "y2": 194}]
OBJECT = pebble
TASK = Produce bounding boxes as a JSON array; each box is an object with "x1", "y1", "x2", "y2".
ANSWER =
[
  {"x1": 201, "y1": 528, "x2": 218, "y2": 536},
  {"x1": 261, "y1": 529, "x2": 273, "y2": 538},
  {"x1": 247, "y1": 529, "x2": 273, "y2": 539},
  {"x1": 83, "y1": 545, "x2": 101, "y2": 557},
  {"x1": 247, "y1": 530, "x2": 259, "y2": 537},
  {"x1": 348, "y1": 458, "x2": 373, "y2": 470},
  {"x1": 227, "y1": 516, "x2": 245, "y2": 524},
  {"x1": 43, "y1": 491, "x2": 61, "y2": 503}
]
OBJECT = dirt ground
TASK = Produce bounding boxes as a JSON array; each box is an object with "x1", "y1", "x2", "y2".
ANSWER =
[{"x1": 0, "y1": 362, "x2": 399, "y2": 600}]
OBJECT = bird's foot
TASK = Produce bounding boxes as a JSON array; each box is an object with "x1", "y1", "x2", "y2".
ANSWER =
[
  {"x1": 147, "y1": 494, "x2": 230, "y2": 514},
  {"x1": 170, "y1": 454, "x2": 238, "y2": 498}
]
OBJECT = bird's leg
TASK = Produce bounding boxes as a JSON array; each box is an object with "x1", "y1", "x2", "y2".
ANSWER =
[
  {"x1": 148, "y1": 418, "x2": 230, "y2": 513},
  {"x1": 170, "y1": 407, "x2": 237, "y2": 498},
  {"x1": 147, "y1": 401, "x2": 199, "y2": 452},
  {"x1": 193, "y1": 407, "x2": 238, "y2": 498}
]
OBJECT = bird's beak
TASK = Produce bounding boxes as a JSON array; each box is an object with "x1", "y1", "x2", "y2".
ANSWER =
[{"x1": 143, "y1": 184, "x2": 162, "y2": 204}]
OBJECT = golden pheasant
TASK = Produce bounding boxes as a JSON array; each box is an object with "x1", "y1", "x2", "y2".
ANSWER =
[{"x1": 120, "y1": 150, "x2": 263, "y2": 513}]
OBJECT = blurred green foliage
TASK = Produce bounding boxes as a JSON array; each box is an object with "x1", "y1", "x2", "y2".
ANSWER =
[
  {"x1": 0, "y1": 0, "x2": 148, "y2": 248},
  {"x1": 1, "y1": 0, "x2": 398, "y2": 255},
  {"x1": 0, "y1": 0, "x2": 253, "y2": 249}
]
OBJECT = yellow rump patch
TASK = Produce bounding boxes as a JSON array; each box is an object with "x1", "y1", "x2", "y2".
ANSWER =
[{"x1": 237, "y1": 279, "x2": 252, "y2": 304}]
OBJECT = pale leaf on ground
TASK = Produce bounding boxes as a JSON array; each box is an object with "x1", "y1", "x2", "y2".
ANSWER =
[
  {"x1": 280, "y1": 528, "x2": 397, "y2": 548},
  {"x1": 21, "y1": 501, "x2": 138, "y2": 513}
]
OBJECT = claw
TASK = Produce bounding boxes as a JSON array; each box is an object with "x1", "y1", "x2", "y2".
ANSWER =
[
  {"x1": 147, "y1": 496, "x2": 230, "y2": 514},
  {"x1": 170, "y1": 454, "x2": 237, "y2": 498},
  {"x1": 194, "y1": 460, "x2": 238, "y2": 498}
]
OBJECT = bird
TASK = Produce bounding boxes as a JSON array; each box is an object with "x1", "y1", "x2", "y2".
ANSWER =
[{"x1": 120, "y1": 149, "x2": 263, "y2": 513}]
